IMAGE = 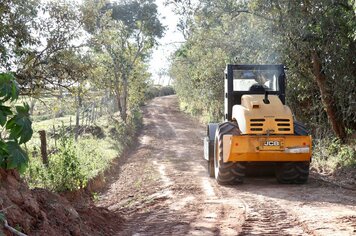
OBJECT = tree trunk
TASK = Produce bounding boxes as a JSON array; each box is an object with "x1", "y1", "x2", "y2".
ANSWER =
[
  {"x1": 112, "y1": 62, "x2": 123, "y2": 116},
  {"x1": 106, "y1": 46, "x2": 123, "y2": 115},
  {"x1": 311, "y1": 51, "x2": 346, "y2": 142},
  {"x1": 115, "y1": 86, "x2": 123, "y2": 115},
  {"x1": 121, "y1": 75, "x2": 128, "y2": 122}
]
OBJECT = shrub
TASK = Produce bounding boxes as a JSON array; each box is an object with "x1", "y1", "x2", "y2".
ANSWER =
[
  {"x1": 145, "y1": 85, "x2": 175, "y2": 100},
  {"x1": 26, "y1": 136, "x2": 85, "y2": 192},
  {"x1": 159, "y1": 86, "x2": 175, "y2": 96},
  {"x1": 25, "y1": 110, "x2": 143, "y2": 192},
  {"x1": 312, "y1": 138, "x2": 356, "y2": 173}
]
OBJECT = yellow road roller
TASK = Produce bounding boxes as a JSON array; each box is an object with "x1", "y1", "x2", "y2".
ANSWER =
[{"x1": 204, "y1": 64, "x2": 312, "y2": 184}]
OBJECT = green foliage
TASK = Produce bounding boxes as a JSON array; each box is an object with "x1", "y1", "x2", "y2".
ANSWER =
[
  {"x1": 0, "y1": 0, "x2": 38, "y2": 69},
  {"x1": 170, "y1": 0, "x2": 355, "y2": 132},
  {"x1": 145, "y1": 86, "x2": 160, "y2": 100},
  {"x1": 6, "y1": 104, "x2": 33, "y2": 144},
  {"x1": 109, "y1": 109, "x2": 142, "y2": 147},
  {"x1": 312, "y1": 138, "x2": 356, "y2": 171},
  {"x1": 159, "y1": 86, "x2": 175, "y2": 96},
  {"x1": 82, "y1": 0, "x2": 165, "y2": 122},
  {"x1": 0, "y1": 73, "x2": 19, "y2": 102},
  {"x1": 255, "y1": 0, "x2": 356, "y2": 136},
  {"x1": 0, "y1": 73, "x2": 33, "y2": 172},
  {"x1": 145, "y1": 85, "x2": 175, "y2": 100},
  {"x1": 52, "y1": 136, "x2": 85, "y2": 191},
  {"x1": 1, "y1": 0, "x2": 159, "y2": 193},
  {"x1": 26, "y1": 134, "x2": 110, "y2": 192},
  {"x1": 25, "y1": 109, "x2": 143, "y2": 192},
  {"x1": 110, "y1": 0, "x2": 165, "y2": 39},
  {"x1": 128, "y1": 62, "x2": 151, "y2": 108}
]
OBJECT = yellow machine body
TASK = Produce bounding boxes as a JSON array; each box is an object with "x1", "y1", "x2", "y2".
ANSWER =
[
  {"x1": 224, "y1": 94, "x2": 312, "y2": 163},
  {"x1": 222, "y1": 135, "x2": 312, "y2": 162},
  {"x1": 232, "y1": 95, "x2": 294, "y2": 135}
]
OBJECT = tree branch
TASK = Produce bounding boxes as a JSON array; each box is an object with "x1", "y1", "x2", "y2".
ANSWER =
[{"x1": 3, "y1": 219, "x2": 28, "y2": 236}]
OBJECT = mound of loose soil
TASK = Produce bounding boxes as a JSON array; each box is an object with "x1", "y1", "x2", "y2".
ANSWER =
[
  {"x1": 0, "y1": 169, "x2": 123, "y2": 236},
  {"x1": 311, "y1": 166, "x2": 356, "y2": 190}
]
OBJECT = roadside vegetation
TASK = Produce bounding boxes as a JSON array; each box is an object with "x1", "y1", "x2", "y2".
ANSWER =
[
  {"x1": 169, "y1": 0, "x2": 355, "y2": 172},
  {"x1": 22, "y1": 86, "x2": 174, "y2": 192},
  {"x1": 0, "y1": 0, "x2": 175, "y2": 192}
]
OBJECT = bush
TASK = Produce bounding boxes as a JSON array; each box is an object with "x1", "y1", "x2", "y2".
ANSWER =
[
  {"x1": 145, "y1": 85, "x2": 175, "y2": 100},
  {"x1": 145, "y1": 86, "x2": 160, "y2": 100},
  {"x1": 108, "y1": 108, "x2": 142, "y2": 146},
  {"x1": 159, "y1": 86, "x2": 175, "y2": 96},
  {"x1": 49, "y1": 137, "x2": 85, "y2": 191},
  {"x1": 25, "y1": 135, "x2": 119, "y2": 192},
  {"x1": 312, "y1": 138, "x2": 356, "y2": 173},
  {"x1": 26, "y1": 136, "x2": 85, "y2": 192},
  {"x1": 25, "y1": 110, "x2": 143, "y2": 192}
]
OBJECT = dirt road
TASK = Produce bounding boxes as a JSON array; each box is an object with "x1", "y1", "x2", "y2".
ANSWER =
[{"x1": 98, "y1": 95, "x2": 356, "y2": 236}]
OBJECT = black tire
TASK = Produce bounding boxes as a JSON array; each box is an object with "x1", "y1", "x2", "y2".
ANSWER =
[
  {"x1": 276, "y1": 120, "x2": 310, "y2": 184},
  {"x1": 214, "y1": 122, "x2": 246, "y2": 185},
  {"x1": 276, "y1": 162, "x2": 310, "y2": 184}
]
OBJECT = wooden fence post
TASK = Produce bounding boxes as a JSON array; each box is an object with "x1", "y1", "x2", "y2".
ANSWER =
[{"x1": 38, "y1": 130, "x2": 48, "y2": 167}]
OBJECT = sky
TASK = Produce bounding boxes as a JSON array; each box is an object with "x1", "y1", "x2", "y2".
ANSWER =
[{"x1": 148, "y1": 0, "x2": 185, "y2": 85}]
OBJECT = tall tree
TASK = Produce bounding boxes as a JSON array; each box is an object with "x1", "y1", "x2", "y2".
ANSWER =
[
  {"x1": 250, "y1": 0, "x2": 355, "y2": 141},
  {"x1": 82, "y1": 0, "x2": 164, "y2": 122}
]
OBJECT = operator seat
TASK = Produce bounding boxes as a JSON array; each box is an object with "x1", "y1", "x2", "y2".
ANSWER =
[{"x1": 249, "y1": 84, "x2": 266, "y2": 92}]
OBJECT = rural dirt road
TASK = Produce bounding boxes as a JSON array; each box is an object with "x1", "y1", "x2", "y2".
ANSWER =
[{"x1": 97, "y1": 95, "x2": 356, "y2": 236}]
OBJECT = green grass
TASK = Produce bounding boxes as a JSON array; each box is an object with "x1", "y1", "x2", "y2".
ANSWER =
[
  {"x1": 23, "y1": 111, "x2": 140, "y2": 192},
  {"x1": 32, "y1": 115, "x2": 76, "y2": 131},
  {"x1": 25, "y1": 134, "x2": 121, "y2": 191}
]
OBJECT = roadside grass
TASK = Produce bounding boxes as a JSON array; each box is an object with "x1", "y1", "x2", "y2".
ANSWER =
[
  {"x1": 32, "y1": 115, "x2": 76, "y2": 131},
  {"x1": 25, "y1": 134, "x2": 121, "y2": 191},
  {"x1": 23, "y1": 113, "x2": 138, "y2": 192}
]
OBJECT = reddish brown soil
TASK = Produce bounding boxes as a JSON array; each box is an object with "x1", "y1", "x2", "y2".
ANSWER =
[
  {"x1": 0, "y1": 168, "x2": 123, "y2": 235},
  {"x1": 98, "y1": 95, "x2": 356, "y2": 236}
]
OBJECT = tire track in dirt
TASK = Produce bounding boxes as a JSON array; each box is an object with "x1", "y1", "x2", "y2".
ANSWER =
[
  {"x1": 230, "y1": 178, "x2": 356, "y2": 236},
  {"x1": 97, "y1": 95, "x2": 356, "y2": 236},
  {"x1": 237, "y1": 194, "x2": 311, "y2": 236},
  {"x1": 145, "y1": 96, "x2": 245, "y2": 235}
]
